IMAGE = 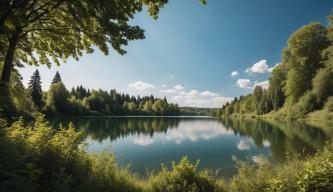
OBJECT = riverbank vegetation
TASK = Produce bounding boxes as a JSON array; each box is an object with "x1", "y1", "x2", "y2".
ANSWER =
[
  {"x1": 1, "y1": 115, "x2": 333, "y2": 192},
  {"x1": 214, "y1": 12, "x2": 333, "y2": 121}
]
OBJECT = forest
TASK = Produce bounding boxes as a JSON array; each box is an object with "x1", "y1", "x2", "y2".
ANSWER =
[
  {"x1": 1, "y1": 69, "x2": 181, "y2": 117},
  {"x1": 214, "y1": 16, "x2": 333, "y2": 120}
]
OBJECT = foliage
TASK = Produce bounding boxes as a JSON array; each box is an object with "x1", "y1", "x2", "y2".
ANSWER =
[
  {"x1": 293, "y1": 92, "x2": 319, "y2": 116},
  {"x1": 150, "y1": 157, "x2": 219, "y2": 192},
  {"x1": 0, "y1": 114, "x2": 142, "y2": 192},
  {"x1": 0, "y1": 62, "x2": 34, "y2": 118},
  {"x1": 46, "y1": 82, "x2": 71, "y2": 114},
  {"x1": 216, "y1": 19, "x2": 333, "y2": 118},
  {"x1": 0, "y1": 0, "x2": 169, "y2": 83}
]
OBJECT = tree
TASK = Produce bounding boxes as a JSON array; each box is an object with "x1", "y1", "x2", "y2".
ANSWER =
[
  {"x1": 283, "y1": 23, "x2": 329, "y2": 105},
  {"x1": 46, "y1": 82, "x2": 70, "y2": 113},
  {"x1": 28, "y1": 69, "x2": 43, "y2": 108},
  {"x1": 311, "y1": 11, "x2": 333, "y2": 107},
  {"x1": 51, "y1": 71, "x2": 62, "y2": 85},
  {"x1": 0, "y1": 0, "x2": 171, "y2": 84},
  {"x1": 252, "y1": 86, "x2": 263, "y2": 113},
  {"x1": 268, "y1": 63, "x2": 286, "y2": 110}
]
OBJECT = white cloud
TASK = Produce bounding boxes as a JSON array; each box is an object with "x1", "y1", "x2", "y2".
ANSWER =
[
  {"x1": 237, "y1": 79, "x2": 251, "y2": 88},
  {"x1": 187, "y1": 90, "x2": 200, "y2": 96},
  {"x1": 246, "y1": 60, "x2": 269, "y2": 73},
  {"x1": 129, "y1": 81, "x2": 155, "y2": 90},
  {"x1": 231, "y1": 71, "x2": 239, "y2": 77},
  {"x1": 253, "y1": 80, "x2": 269, "y2": 89},
  {"x1": 268, "y1": 63, "x2": 281, "y2": 72},
  {"x1": 174, "y1": 84, "x2": 185, "y2": 90},
  {"x1": 212, "y1": 96, "x2": 234, "y2": 105},
  {"x1": 201, "y1": 91, "x2": 218, "y2": 97},
  {"x1": 172, "y1": 89, "x2": 233, "y2": 108}
]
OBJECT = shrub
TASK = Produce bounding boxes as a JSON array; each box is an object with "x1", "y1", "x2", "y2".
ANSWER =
[
  {"x1": 227, "y1": 161, "x2": 272, "y2": 192},
  {"x1": 0, "y1": 113, "x2": 142, "y2": 192},
  {"x1": 296, "y1": 150, "x2": 333, "y2": 192},
  {"x1": 150, "y1": 157, "x2": 219, "y2": 192}
]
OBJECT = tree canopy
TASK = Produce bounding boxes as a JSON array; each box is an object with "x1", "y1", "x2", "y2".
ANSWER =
[{"x1": 0, "y1": 0, "x2": 170, "y2": 83}]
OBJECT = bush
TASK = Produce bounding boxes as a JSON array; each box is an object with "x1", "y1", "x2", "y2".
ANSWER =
[
  {"x1": 150, "y1": 157, "x2": 219, "y2": 192},
  {"x1": 296, "y1": 150, "x2": 333, "y2": 192},
  {"x1": 227, "y1": 161, "x2": 272, "y2": 192},
  {"x1": 0, "y1": 113, "x2": 142, "y2": 192}
]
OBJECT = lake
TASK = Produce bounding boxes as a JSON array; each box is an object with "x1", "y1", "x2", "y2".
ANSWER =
[{"x1": 52, "y1": 116, "x2": 333, "y2": 178}]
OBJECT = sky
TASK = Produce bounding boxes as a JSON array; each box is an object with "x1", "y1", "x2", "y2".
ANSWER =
[{"x1": 18, "y1": 0, "x2": 333, "y2": 108}]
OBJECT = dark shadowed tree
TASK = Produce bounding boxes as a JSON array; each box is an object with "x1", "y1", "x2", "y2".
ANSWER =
[
  {"x1": 51, "y1": 71, "x2": 62, "y2": 85},
  {"x1": 28, "y1": 69, "x2": 43, "y2": 108}
]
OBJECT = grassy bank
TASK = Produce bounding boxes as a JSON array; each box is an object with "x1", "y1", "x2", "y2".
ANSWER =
[{"x1": 1, "y1": 114, "x2": 333, "y2": 192}]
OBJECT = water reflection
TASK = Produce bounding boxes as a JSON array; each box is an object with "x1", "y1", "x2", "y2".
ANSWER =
[
  {"x1": 51, "y1": 116, "x2": 333, "y2": 177},
  {"x1": 219, "y1": 118, "x2": 330, "y2": 161}
]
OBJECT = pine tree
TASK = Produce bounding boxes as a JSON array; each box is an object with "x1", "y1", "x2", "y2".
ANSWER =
[
  {"x1": 51, "y1": 71, "x2": 62, "y2": 84},
  {"x1": 28, "y1": 69, "x2": 43, "y2": 108}
]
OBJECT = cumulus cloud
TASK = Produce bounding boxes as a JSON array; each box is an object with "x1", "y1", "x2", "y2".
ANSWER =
[
  {"x1": 174, "y1": 84, "x2": 185, "y2": 90},
  {"x1": 237, "y1": 79, "x2": 251, "y2": 88},
  {"x1": 172, "y1": 89, "x2": 233, "y2": 108},
  {"x1": 246, "y1": 60, "x2": 269, "y2": 73},
  {"x1": 230, "y1": 71, "x2": 239, "y2": 77},
  {"x1": 231, "y1": 71, "x2": 239, "y2": 77},
  {"x1": 161, "y1": 84, "x2": 185, "y2": 94},
  {"x1": 201, "y1": 91, "x2": 218, "y2": 97},
  {"x1": 129, "y1": 81, "x2": 155, "y2": 90},
  {"x1": 187, "y1": 90, "x2": 200, "y2": 96},
  {"x1": 253, "y1": 80, "x2": 269, "y2": 89}
]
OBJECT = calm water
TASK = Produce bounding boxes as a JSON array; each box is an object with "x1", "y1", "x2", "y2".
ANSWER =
[{"x1": 52, "y1": 116, "x2": 333, "y2": 178}]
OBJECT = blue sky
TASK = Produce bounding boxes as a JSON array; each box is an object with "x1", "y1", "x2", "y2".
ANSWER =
[{"x1": 19, "y1": 0, "x2": 333, "y2": 108}]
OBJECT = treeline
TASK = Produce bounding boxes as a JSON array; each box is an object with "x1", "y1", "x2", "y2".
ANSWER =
[
  {"x1": 3, "y1": 69, "x2": 180, "y2": 117},
  {"x1": 180, "y1": 107, "x2": 215, "y2": 116},
  {"x1": 214, "y1": 14, "x2": 333, "y2": 118}
]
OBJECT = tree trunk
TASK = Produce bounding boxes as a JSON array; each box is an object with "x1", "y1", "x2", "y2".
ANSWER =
[{"x1": 1, "y1": 32, "x2": 19, "y2": 83}]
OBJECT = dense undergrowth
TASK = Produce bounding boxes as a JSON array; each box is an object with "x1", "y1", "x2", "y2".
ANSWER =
[{"x1": 1, "y1": 114, "x2": 333, "y2": 192}]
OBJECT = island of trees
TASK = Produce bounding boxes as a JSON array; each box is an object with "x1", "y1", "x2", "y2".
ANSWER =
[{"x1": 214, "y1": 16, "x2": 333, "y2": 121}]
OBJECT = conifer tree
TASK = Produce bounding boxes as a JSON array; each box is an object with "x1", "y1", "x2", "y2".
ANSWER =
[
  {"x1": 28, "y1": 69, "x2": 43, "y2": 108},
  {"x1": 51, "y1": 71, "x2": 62, "y2": 85}
]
